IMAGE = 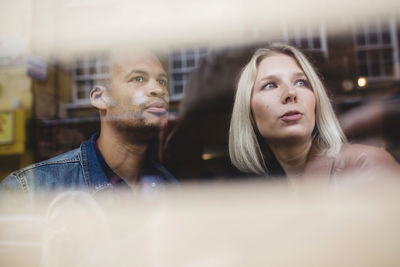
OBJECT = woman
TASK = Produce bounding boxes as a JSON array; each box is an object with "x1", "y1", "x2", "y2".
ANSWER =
[{"x1": 229, "y1": 43, "x2": 399, "y2": 180}]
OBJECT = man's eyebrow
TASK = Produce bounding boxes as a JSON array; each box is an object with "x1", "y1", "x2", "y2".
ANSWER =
[
  {"x1": 124, "y1": 70, "x2": 148, "y2": 80},
  {"x1": 124, "y1": 70, "x2": 168, "y2": 81}
]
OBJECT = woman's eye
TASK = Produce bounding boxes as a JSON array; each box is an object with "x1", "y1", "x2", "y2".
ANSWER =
[
  {"x1": 262, "y1": 82, "x2": 276, "y2": 90},
  {"x1": 295, "y1": 79, "x2": 308, "y2": 87},
  {"x1": 158, "y1": 79, "x2": 167, "y2": 87}
]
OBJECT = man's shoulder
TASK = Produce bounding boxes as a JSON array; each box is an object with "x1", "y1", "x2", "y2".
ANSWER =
[
  {"x1": 13, "y1": 147, "x2": 82, "y2": 175},
  {"x1": 0, "y1": 146, "x2": 86, "y2": 194}
]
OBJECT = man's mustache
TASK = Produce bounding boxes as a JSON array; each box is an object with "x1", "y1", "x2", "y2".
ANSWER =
[{"x1": 103, "y1": 112, "x2": 170, "y2": 121}]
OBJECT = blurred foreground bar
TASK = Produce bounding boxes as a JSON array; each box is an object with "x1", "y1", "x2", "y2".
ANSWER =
[
  {"x1": 28, "y1": 0, "x2": 400, "y2": 57},
  {"x1": 1, "y1": 175, "x2": 400, "y2": 266}
]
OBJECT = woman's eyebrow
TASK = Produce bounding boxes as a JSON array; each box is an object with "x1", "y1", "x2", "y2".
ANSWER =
[
  {"x1": 257, "y1": 74, "x2": 278, "y2": 84},
  {"x1": 293, "y1": 72, "x2": 307, "y2": 78},
  {"x1": 158, "y1": 73, "x2": 168, "y2": 80}
]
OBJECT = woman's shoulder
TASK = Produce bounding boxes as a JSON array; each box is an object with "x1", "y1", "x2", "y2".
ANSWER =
[
  {"x1": 335, "y1": 143, "x2": 399, "y2": 174},
  {"x1": 340, "y1": 143, "x2": 395, "y2": 161}
]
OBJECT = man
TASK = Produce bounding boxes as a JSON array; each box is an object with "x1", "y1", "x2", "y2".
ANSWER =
[{"x1": 0, "y1": 48, "x2": 177, "y2": 199}]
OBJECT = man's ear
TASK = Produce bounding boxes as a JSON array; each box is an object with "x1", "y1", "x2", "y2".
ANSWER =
[{"x1": 90, "y1": 86, "x2": 113, "y2": 109}]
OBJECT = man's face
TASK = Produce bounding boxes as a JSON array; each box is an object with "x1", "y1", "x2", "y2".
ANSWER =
[{"x1": 106, "y1": 50, "x2": 169, "y2": 130}]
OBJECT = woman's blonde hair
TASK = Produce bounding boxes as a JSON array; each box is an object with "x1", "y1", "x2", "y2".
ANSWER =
[{"x1": 229, "y1": 43, "x2": 346, "y2": 175}]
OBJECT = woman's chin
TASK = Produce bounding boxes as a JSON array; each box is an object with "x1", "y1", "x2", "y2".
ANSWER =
[{"x1": 266, "y1": 131, "x2": 313, "y2": 145}]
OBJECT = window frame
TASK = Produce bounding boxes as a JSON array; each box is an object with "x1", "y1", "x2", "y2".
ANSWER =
[
  {"x1": 69, "y1": 54, "x2": 110, "y2": 107},
  {"x1": 282, "y1": 21, "x2": 329, "y2": 58},
  {"x1": 168, "y1": 47, "x2": 208, "y2": 101},
  {"x1": 352, "y1": 16, "x2": 400, "y2": 82}
]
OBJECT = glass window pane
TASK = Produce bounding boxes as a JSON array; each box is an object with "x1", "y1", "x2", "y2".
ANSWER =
[
  {"x1": 288, "y1": 38, "x2": 296, "y2": 46},
  {"x1": 173, "y1": 60, "x2": 182, "y2": 69},
  {"x1": 382, "y1": 31, "x2": 391, "y2": 44},
  {"x1": 312, "y1": 37, "x2": 321, "y2": 49},
  {"x1": 356, "y1": 33, "x2": 365, "y2": 46},
  {"x1": 173, "y1": 73, "x2": 183, "y2": 81},
  {"x1": 186, "y1": 48, "x2": 194, "y2": 58},
  {"x1": 359, "y1": 64, "x2": 368, "y2": 76},
  {"x1": 87, "y1": 80, "x2": 94, "y2": 88},
  {"x1": 371, "y1": 63, "x2": 381, "y2": 76},
  {"x1": 300, "y1": 38, "x2": 308, "y2": 48},
  {"x1": 357, "y1": 51, "x2": 367, "y2": 64},
  {"x1": 368, "y1": 31, "x2": 378, "y2": 44},
  {"x1": 174, "y1": 84, "x2": 183, "y2": 95},
  {"x1": 77, "y1": 90, "x2": 86, "y2": 99},
  {"x1": 383, "y1": 48, "x2": 393, "y2": 62},
  {"x1": 77, "y1": 80, "x2": 86, "y2": 87},
  {"x1": 370, "y1": 50, "x2": 380, "y2": 63},
  {"x1": 89, "y1": 65, "x2": 96, "y2": 75},
  {"x1": 370, "y1": 50, "x2": 380, "y2": 76},
  {"x1": 367, "y1": 20, "x2": 379, "y2": 44},
  {"x1": 384, "y1": 63, "x2": 394, "y2": 76},
  {"x1": 75, "y1": 68, "x2": 84, "y2": 76},
  {"x1": 187, "y1": 58, "x2": 195, "y2": 67}
]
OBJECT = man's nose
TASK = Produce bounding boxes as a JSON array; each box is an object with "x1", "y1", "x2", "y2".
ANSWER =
[
  {"x1": 146, "y1": 80, "x2": 167, "y2": 98},
  {"x1": 281, "y1": 84, "x2": 297, "y2": 104}
]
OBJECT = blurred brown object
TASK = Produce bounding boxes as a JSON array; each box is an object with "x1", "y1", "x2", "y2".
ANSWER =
[
  {"x1": 163, "y1": 44, "x2": 262, "y2": 180},
  {"x1": 338, "y1": 93, "x2": 400, "y2": 162}
]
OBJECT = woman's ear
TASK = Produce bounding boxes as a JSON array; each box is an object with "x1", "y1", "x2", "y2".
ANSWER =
[{"x1": 90, "y1": 86, "x2": 113, "y2": 110}]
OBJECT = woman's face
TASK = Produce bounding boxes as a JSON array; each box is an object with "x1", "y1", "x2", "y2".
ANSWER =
[{"x1": 251, "y1": 53, "x2": 316, "y2": 144}]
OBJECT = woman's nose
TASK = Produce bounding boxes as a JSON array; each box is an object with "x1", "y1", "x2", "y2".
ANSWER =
[{"x1": 281, "y1": 85, "x2": 297, "y2": 104}]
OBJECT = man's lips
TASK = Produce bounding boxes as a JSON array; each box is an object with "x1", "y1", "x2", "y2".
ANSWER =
[
  {"x1": 145, "y1": 102, "x2": 168, "y2": 116},
  {"x1": 280, "y1": 110, "x2": 302, "y2": 121}
]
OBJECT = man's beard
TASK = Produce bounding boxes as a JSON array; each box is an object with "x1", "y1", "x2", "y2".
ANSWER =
[{"x1": 112, "y1": 112, "x2": 161, "y2": 145}]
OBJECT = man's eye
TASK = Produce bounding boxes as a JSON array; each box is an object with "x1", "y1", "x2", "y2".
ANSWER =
[
  {"x1": 262, "y1": 82, "x2": 276, "y2": 90},
  {"x1": 158, "y1": 79, "x2": 167, "y2": 87},
  {"x1": 130, "y1": 76, "x2": 144, "y2": 82},
  {"x1": 295, "y1": 79, "x2": 308, "y2": 87}
]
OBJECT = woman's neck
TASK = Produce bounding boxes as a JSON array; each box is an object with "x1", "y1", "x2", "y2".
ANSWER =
[{"x1": 268, "y1": 138, "x2": 313, "y2": 179}]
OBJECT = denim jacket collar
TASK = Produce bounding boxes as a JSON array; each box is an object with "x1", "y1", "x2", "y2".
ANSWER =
[
  {"x1": 81, "y1": 134, "x2": 178, "y2": 194},
  {"x1": 81, "y1": 134, "x2": 114, "y2": 194}
]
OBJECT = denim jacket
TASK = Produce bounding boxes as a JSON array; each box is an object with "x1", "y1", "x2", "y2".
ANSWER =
[{"x1": 0, "y1": 134, "x2": 178, "y2": 200}]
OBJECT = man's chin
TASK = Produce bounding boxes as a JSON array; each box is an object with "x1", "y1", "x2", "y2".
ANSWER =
[{"x1": 114, "y1": 121, "x2": 161, "y2": 142}]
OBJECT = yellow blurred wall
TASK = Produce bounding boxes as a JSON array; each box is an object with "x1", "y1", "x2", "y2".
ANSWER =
[
  {"x1": 0, "y1": 67, "x2": 33, "y2": 180},
  {"x1": 0, "y1": 67, "x2": 32, "y2": 110},
  {"x1": 0, "y1": 0, "x2": 34, "y2": 179}
]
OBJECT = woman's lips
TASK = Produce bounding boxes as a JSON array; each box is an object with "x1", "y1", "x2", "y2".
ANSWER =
[{"x1": 280, "y1": 111, "x2": 302, "y2": 122}]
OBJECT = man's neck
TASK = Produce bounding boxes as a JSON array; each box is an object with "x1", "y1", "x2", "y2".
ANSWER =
[
  {"x1": 97, "y1": 126, "x2": 149, "y2": 189},
  {"x1": 268, "y1": 137, "x2": 313, "y2": 179}
]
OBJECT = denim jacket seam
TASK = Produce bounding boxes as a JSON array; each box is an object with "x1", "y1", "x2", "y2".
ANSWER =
[
  {"x1": 93, "y1": 183, "x2": 113, "y2": 194},
  {"x1": 13, "y1": 173, "x2": 30, "y2": 196},
  {"x1": 12, "y1": 158, "x2": 80, "y2": 175},
  {"x1": 80, "y1": 142, "x2": 91, "y2": 188}
]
